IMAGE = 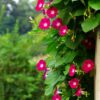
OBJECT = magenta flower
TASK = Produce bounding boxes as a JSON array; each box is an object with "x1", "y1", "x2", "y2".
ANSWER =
[
  {"x1": 52, "y1": 18, "x2": 63, "y2": 29},
  {"x1": 43, "y1": 68, "x2": 50, "y2": 79},
  {"x1": 47, "y1": 7, "x2": 58, "y2": 18},
  {"x1": 54, "y1": 87, "x2": 61, "y2": 95},
  {"x1": 82, "y1": 59, "x2": 94, "y2": 73},
  {"x1": 36, "y1": 59, "x2": 46, "y2": 71},
  {"x1": 69, "y1": 78, "x2": 79, "y2": 89},
  {"x1": 39, "y1": 17, "x2": 50, "y2": 30},
  {"x1": 35, "y1": 0, "x2": 44, "y2": 12},
  {"x1": 75, "y1": 87, "x2": 82, "y2": 97},
  {"x1": 43, "y1": 71, "x2": 48, "y2": 79},
  {"x1": 59, "y1": 25, "x2": 68, "y2": 36},
  {"x1": 52, "y1": 94, "x2": 62, "y2": 100},
  {"x1": 69, "y1": 64, "x2": 76, "y2": 77},
  {"x1": 42, "y1": 9, "x2": 47, "y2": 15}
]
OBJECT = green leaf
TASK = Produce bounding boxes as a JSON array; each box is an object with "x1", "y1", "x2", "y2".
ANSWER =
[
  {"x1": 58, "y1": 75, "x2": 66, "y2": 82},
  {"x1": 65, "y1": 35, "x2": 83, "y2": 50},
  {"x1": 80, "y1": 0, "x2": 85, "y2": 5},
  {"x1": 64, "y1": 51, "x2": 77, "y2": 64},
  {"x1": 47, "y1": 60, "x2": 56, "y2": 67},
  {"x1": 66, "y1": 97, "x2": 70, "y2": 100},
  {"x1": 55, "y1": 55, "x2": 64, "y2": 67},
  {"x1": 52, "y1": 0, "x2": 62, "y2": 4},
  {"x1": 64, "y1": 0, "x2": 70, "y2": 5},
  {"x1": 45, "y1": 71, "x2": 60, "y2": 85},
  {"x1": 81, "y1": 14, "x2": 100, "y2": 32},
  {"x1": 58, "y1": 9, "x2": 67, "y2": 19},
  {"x1": 72, "y1": 0, "x2": 78, "y2": 2},
  {"x1": 73, "y1": 9, "x2": 85, "y2": 16},
  {"x1": 89, "y1": 0, "x2": 100, "y2": 10},
  {"x1": 45, "y1": 74, "x2": 65, "y2": 96},
  {"x1": 63, "y1": 64, "x2": 70, "y2": 75},
  {"x1": 0, "y1": 82, "x2": 4, "y2": 100},
  {"x1": 45, "y1": 86, "x2": 53, "y2": 96},
  {"x1": 55, "y1": 51, "x2": 77, "y2": 67}
]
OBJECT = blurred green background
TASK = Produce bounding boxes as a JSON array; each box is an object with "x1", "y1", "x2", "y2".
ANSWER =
[{"x1": 0, "y1": 0, "x2": 49, "y2": 100}]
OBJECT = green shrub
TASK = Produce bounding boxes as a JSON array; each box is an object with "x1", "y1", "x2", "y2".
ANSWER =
[{"x1": 0, "y1": 31, "x2": 47, "y2": 100}]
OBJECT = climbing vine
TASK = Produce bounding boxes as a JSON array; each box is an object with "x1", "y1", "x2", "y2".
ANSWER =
[{"x1": 35, "y1": 0, "x2": 100, "y2": 100}]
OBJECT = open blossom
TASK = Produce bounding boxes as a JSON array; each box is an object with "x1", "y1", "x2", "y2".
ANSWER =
[
  {"x1": 59, "y1": 25, "x2": 68, "y2": 36},
  {"x1": 69, "y1": 78, "x2": 79, "y2": 89},
  {"x1": 69, "y1": 64, "x2": 76, "y2": 77},
  {"x1": 35, "y1": 0, "x2": 44, "y2": 11},
  {"x1": 75, "y1": 87, "x2": 82, "y2": 97},
  {"x1": 82, "y1": 59, "x2": 94, "y2": 73},
  {"x1": 52, "y1": 18, "x2": 63, "y2": 29},
  {"x1": 36, "y1": 59, "x2": 46, "y2": 71},
  {"x1": 47, "y1": 7, "x2": 58, "y2": 18},
  {"x1": 52, "y1": 94, "x2": 62, "y2": 100},
  {"x1": 39, "y1": 17, "x2": 50, "y2": 30},
  {"x1": 52, "y1": 87, "x2": 62, "y2": 100}
]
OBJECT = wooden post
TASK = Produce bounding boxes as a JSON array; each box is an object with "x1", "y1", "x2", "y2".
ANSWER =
[{"x1": 95, "y1": 29, "x2": 100, "y2": 100}]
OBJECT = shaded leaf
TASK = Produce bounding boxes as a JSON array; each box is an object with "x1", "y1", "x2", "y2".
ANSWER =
[
  {"x1": 55, "y1": 51, "x2": 77, "y2": 67},
  {"x1": 89, "y1": 0, "x2": 100, "y2": 10},
  {"x1": 81, "y1": 14, "x2": 100, "y2": 32},
  {"x1": 63, "y1": 64, "x2": 70, "y2": 75},
  {"x1": 52, "y1": 0, "x2": 62, "y2": 4},
  {"x1": 45, "y1": 71, "x2": 60, "y2": 85},
  {"x1": 45, "y1": 86, "x2": 53, "y2": 96}
]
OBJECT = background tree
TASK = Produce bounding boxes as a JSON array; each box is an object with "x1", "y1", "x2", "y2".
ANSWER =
[{"x1": 0, "y1": 0, "x2": 37, "y2": 34}]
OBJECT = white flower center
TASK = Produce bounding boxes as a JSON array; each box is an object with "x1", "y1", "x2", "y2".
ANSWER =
[
  {"x1": 44, "y1": 23, "x2": 48, "y2": 27},
  {"x1": 72, "y1": 69, "x2": 75, "y2": 73},
  {"x1": 87, "y1": 64, "x2": 91, "y2": 68},
  {"x1": 51, "y1": 10, "x2": 55, "y2": 15},
  {"x1": 57, "y1": 22, "x2": 61, "y2": 27},
  {"x1": 56, "y1": 98, "x2": 59, "y2": 100},
  {"x1": 45, "y1": 74, "x2": 48, "y2": 77},
  {"x1": 39, "y1": 3, "x2": 43, "y2": 8},
  {"x1": 63, "y1": 29, "x2": 66, "y2": 33},
  {"x1": 73, "y1": 82, "x2": 76, "y2": 86},
  {"x1": 40, "y1": 64, "x2": 44, "y2": 68}
]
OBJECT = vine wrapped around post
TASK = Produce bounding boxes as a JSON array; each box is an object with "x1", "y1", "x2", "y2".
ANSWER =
[{"x1": 34, "y1": 0, "x2": 100, "y2": 100}]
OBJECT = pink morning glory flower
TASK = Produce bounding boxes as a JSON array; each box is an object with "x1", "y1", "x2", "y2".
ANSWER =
[
  {"x1": 69, "y1": 64, "x2": 76, "y2": 77},
  {"x1": 47, "y1": 7, "x2": 58, "y2": 18},
  {"x1": 36, "y1": 59, "x2": 46, "y2": 71},
  {"x1": 39, "y1": 17, "x2": 50, "y2": 30},
  {"x1": 59, "y1": 25, "x2": 68, "y2": 36},
  {"x1": 52, "y1": 18, "x2": 63, "y2": 29},
  {"x1": 36, "y1": 0, "x2": 44, "y2": 12},
  {"x1": 69, "y1": 78, "x2": 79, "y2": 89},
  {"x1": 82, "y1": 59, "x2": 94, "y2": 73}
]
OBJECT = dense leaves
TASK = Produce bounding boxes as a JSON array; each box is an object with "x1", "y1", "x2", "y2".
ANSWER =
[
  {"x1": 35, "y1": 0, "x2": 100, "y2": 99},
  {"x1": 0, "y1": 20, "x2": 49, "y2": 100}
]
